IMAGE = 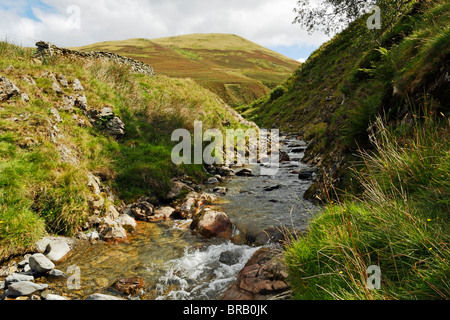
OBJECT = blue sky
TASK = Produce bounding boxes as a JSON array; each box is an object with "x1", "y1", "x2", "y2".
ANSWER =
[
  {"x1": 0, "y1": 0, "x2": 52, "y2": 21},
  {"x1": 0, "y1": 0, "x2": 329, "y2": 62}
]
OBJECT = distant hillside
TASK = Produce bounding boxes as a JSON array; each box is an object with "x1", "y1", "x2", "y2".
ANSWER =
[{"x1": 74, "y1": 34, "x2": 301, "y2": 106}]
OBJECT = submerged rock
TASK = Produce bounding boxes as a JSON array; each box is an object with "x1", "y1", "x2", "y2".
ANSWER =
[
  {"x1": 219, "y1": 250, "x2": 242, "y2": 266},
  {"x1": 112, "y1": 277, "x2": 145, "y2": 296},
  {"x1": 262, "y1": 184, "x2": 281, "y2": 192},
  {"x1": 279, "y1": 151, "x2": 290, "y2": 163},
  {"x1": 246, "y1": 227, "x2": 286, "y2": 246}
]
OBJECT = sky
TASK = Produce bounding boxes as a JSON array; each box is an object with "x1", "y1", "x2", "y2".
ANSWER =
[{"x1": 0, "y1": 0, "x2": 330, "y2": 62}]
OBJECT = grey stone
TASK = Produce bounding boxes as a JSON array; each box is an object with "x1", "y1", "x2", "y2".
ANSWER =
[
  {"x1": 45, "y1": 294, "x2": 69, "y2": 300},
  {"x1": 21, "y1": 92, "x2": 30, "y2": 102},
  {"x1": 50, "y1": 108, "x2": 62, "y2": 123},
  {"x1": 106, "y1": 205, "x2": 120, "y2": 220},
  {"x1": 84, "y1": 293, "x2": 124, "y2": 300},
  {"x1": 235, "y1": 168, "x2": 253, "y2": 177},
  {"x1": 75, "y1": 94, "x2": 88, "y2": 111},
  {"x1": 52, "y1": 81, "x2": 63, "y2": 94},
  {"x1": 18, "y1": 254, "x2": 31, "y2": 268},
  {"x1": 219, "y1": 250, "x2": 242, "y2": 266},
  {"x1": 5, "y1": 273, "x2": 34, "y2": 287},
  {"x1": 212, "y1": 187, "x2": 227, "y2": 195},
  {"x1": 57, "y1": 74, "x2": 68, "y2": 87},
  {"x1": 130, "y1": 200, "x2": 154, "y2": 222},
  {"x1": 35, "y1": 238, "x2": 51, "y2": 253},
  {"x1": 106, "y1": 117, "x2": 125, "y2": 138},
  {"x1": 6, "y1": 281, "x2": 48, "y2": 297},
  {"x1": 73, "y1": 79, "x2": 84, "y2": 91},
  {"x1": 116, "y1": 214, "x2": 137, "y2": 232},
  {"x1": 47, "y1": 269, "x2": 68, "y2": 279},
  {"x1": 45, "y1": 239, "x2": 71, "y2": 262},
  {"x1": 99, "y1": 107, "x2": 114, "y2": 119},
  {"x1": 205, "y1": 177, "x2": 219, "y2": 184},
  {"x1": 0, "y1": 76, "x2": 21, "y2": 101},
  {"x1": 22, "y1": 75, "x2": 36, "y2": 85},
  {"x1": 29, "y1": 253, "x2": 55, "y2": 274},
  {"x1": 87, "y1": 230, "x2": 100, "y2": 241},
  {"x1": 61, "y1": 94, "x2": 75, "y2": 111},
  {"x1": 99, "y1": 219, "x2": 127, "y2": 241}
]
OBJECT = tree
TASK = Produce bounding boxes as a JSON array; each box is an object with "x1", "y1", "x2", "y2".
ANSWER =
[{"x1": 293, "y1": 0, "x2": 415, "y2": 36}]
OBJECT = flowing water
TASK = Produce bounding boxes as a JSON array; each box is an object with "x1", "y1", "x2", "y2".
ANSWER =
[{"x1": 46, "y1": 134, "x2": 319, "y2": 300}]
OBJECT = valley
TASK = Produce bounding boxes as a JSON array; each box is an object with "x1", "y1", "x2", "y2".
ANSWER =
[{"x1": 0, "y1": 0, "x2": 448, "y2": 302}]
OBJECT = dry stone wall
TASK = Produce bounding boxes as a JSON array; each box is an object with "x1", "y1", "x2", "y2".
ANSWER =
[{"x1": 35, "y1": 41, "x2": 155, "y2": 77}]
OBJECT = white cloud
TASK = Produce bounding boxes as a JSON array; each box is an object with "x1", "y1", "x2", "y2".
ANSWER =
[
  {"x1": 297, "y1": 58, "x2": 307, "y2": 63},
  {"x1": 0, "y1": 0, "x2": 330, "y2": 56}
]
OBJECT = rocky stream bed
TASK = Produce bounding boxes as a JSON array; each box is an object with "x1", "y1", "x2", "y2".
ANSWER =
[{"x1": 0, "y1": 133, "x2": 319, "y2": 300}]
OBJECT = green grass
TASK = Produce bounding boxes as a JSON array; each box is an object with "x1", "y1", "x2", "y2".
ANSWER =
[{"x1": 285, "y1": 115, "x2": 450, "y2": 300}]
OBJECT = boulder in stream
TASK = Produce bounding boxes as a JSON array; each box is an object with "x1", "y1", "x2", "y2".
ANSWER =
[
  {"x1": 222, "y1": 247, "x2": 291, "y2": 300},
  {"x1": 5, "y1": 281, "x2": 48, "y2": 298},
  {"x1": 190, "y1": 208, "x2": 233, "y2": 239},
  {"x1": 28, "y1": 253, "x2": 55, "y2": 274}
]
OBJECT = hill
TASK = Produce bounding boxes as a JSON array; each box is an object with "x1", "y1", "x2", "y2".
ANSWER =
[
  {"x1": 240, "y1": 0, "x2": 449, "y2": 202},
  {"x1": 74, "y1": 33, "x2": 301, "y2": 106}
]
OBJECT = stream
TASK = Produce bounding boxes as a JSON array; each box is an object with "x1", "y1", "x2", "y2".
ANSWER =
[{"x1": 46, "y1": 133, "x2": 319, "y2": 300}]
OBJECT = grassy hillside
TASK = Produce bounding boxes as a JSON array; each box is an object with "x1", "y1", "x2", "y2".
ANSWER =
[
  {"x1": 241, "y1": 0, "x2": 449, "y2": 202},
  {"x1": 74, "y1": 34, "x2": 301, "y2": 107},
  {"x1": 0, "y1": 41, "x2": 247, "y2": 262},
  {"x1": 244, "y1": 0, "x2": 449, "y2": 300}
]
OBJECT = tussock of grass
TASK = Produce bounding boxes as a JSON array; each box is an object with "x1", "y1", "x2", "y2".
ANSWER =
[{"x1": 285, "y1": 115, "x2": 450, "y2": 300}]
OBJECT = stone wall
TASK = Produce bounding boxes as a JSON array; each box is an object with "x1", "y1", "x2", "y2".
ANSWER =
[{"x1": 35, "y1": 41, "x2": 155, "y2": 77}]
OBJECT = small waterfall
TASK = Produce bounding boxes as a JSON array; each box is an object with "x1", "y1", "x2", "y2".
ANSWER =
[{"x1": 156, "y1": 242, "x2": 259, "y2": 300}]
